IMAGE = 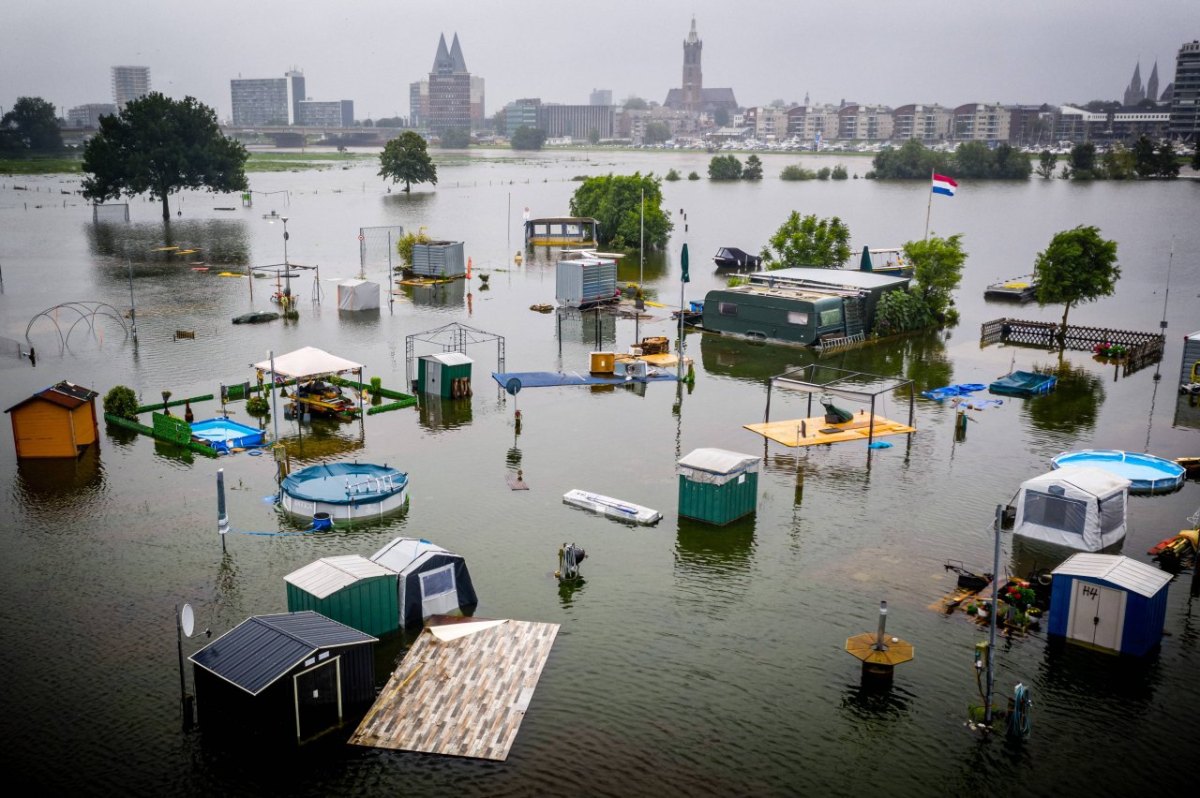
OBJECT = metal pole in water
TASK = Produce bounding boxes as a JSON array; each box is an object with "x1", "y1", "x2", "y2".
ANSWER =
[
  {"x1": 269, "y1": 350, "x2": 279, "y2": 443},
  {"x1": 874, "y1": 600, "x2": 888, "y2": 650},
  {"x1": 176, "y1": 604, "x2": 192, "y2": 730},
  {"x1": 985, "y1": 504, "x2": 1002, "y2": 725},
  {"x1": 127, "y1": 258, "x2": 137, "y2": 343},
  {"x1": 217, "y1": 468, "x2": 229, "y2": 552}
]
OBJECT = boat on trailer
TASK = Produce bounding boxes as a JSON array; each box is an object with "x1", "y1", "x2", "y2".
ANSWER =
[
  {"x1": 984, "y1": 275, "x2": 1038, "y2": 302},
  {"x1": 562, "y1": 489, "x2": 661, "y2": 525}
]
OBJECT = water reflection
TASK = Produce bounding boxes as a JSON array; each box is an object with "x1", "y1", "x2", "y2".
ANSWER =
[
  {"x1": 418, "y1": 395, "x2": 473, "y2": 431},
  {"x1": 14, "y1": 446, "x2": 106, "y2": 518},
  {"x1": 699, "y1": 332, "x2": 814, "y2": 382},
  {"x1": 1021, "y1": 358, "x2": 1104, "y2": 437},
  {"x1": 1174, "y1": 392, "x2": 1200, "y2": 431},
  {"x1": 674, "y1": 515, "x2": 756, "y2": 576},
  {"x1": 400, "y1": 278, "x2": 465, "y2": 310},
  {"x1": 555, "y1": 307, "x2": 616, "y2": 348},
  {"x1": 839, "y1": 679, "x2": 916, "y2": 721},
  {"x1": 557, "y1": 577, "x2": 587, "y2": 608},
  {"x1": 88, "y1": 219, "x2": 251, "y2": 266},
  {"x1": 277, "y1": 419, "x2": 365, "y2": 464}
]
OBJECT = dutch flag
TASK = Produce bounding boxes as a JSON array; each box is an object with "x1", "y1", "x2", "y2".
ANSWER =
[{"x1": 931, "y1": 173, "x2": 957, "y2": 197}]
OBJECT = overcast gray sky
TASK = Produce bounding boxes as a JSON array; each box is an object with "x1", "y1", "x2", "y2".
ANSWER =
[{"x1": 2, "y1": 0, "x2": 1196, "y2": 121}]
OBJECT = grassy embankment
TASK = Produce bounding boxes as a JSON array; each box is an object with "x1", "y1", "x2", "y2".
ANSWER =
[{"x1": 0, "y1": 151, "x2": 375, "y2": 176}]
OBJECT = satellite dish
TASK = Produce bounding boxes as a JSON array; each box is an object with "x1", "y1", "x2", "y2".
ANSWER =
[
  {"x1": 180, "y1": 603, "x2": 195, "y2": 638},
  {"x1": 505, "y1": 377, "x2": 522, "y2": 396}
]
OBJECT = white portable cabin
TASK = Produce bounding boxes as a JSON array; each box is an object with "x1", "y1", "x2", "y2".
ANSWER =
[
  {"x1": 337, "y1": 278, "x2": 381, "y2": 311},
  {"x1": 369, "y1": 537, "x2": 478, "y2": 629},
  {"x1": 1013, "y1": 466, "x2": 1130, "y2": 552}
]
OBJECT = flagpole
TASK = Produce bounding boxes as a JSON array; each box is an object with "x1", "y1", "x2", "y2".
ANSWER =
[{"x1": 924, "y1": 168, "x2": 934, "y2": 241}]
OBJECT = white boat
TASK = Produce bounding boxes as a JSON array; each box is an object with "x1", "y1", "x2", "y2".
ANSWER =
[{"x1": 562, "y1": 489, "x2": 661, "y2": 526}]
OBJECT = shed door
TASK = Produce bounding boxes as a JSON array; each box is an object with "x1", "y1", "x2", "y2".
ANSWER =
[
  {"x1": 1067, "y1": 581, "x2": 1126, "y2": 652},
  {"x1": 427, "y1": 361, "x2": 442, "y2": 395},
  {"x1": 293, "y1": 656, "x2": 342, "y2": 742}
]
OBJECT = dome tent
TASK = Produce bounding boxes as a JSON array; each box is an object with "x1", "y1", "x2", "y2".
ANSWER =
[
  {"x1": 1013, "y1": 466, "x2": 1130, "y2": 552},
  {"x1": 370, "y1": 537, "x2": 478, "y2": 629}
]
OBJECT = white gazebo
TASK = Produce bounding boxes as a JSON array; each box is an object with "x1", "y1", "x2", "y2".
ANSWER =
[{"x1": 253, "y1": 346, "x2": 365, "y2": 420}]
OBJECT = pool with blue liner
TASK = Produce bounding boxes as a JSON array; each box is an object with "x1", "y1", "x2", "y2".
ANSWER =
[{"x1": 1051, "y1": 449, "x2": 1185, "y2": 494}]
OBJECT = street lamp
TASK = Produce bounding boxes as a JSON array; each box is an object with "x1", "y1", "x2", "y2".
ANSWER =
[{"x1": 280, "y1": 216, "x2": 291, "y2": 300}]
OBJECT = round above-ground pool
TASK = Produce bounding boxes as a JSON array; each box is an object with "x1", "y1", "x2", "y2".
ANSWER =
[
  {"x1": 1051, "y1": 449, "x2": 1185, "y2": 494},
  {"x1": 281, "y1": 462, "x2": 409, "y2": 523}
]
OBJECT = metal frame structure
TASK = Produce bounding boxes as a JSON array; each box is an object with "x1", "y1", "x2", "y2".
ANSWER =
[
  {"x1": 763, "y1": 365, "x2": 915, "y2": 448},
  {"x1": 405, "y1": 322, "x2": 505, "y2": 389},
  {"x1": 25, "y1": 301, "x2": 129, "y2": 354}
]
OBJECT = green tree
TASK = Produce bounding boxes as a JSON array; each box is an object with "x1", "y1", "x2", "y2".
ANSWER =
[
  {"x1": 742, "y1": 154, "x2": 763, "y2": 180},
  {"x1": 102, "y1": 385, "x2": 138, "y2": 421},
  {"x1": 623, "y1": 96, "x2": 649, "y2": 111},
  {"x1": 587, "y1": 128, "x2": 600, "y2": 145},
  {"x1": 438, "y1": 128, "x2": 470, "y2": 148},
  {"x1": 1067, "y1": 143, "x2": 1097, "y2": 179},
  {"x1": 0, "y1": 96, "x2": 63, "y2": 154},
  {"x1": 871, "y1": 139, "x2": 950, "y2": 179},
  {"x1": 665, "y1": 168, "x2": 681, "y2": 181},
  {"x1": 1033, "y1": 225, "x2": 1120, "y2": 340},
  {"x1": 1102, "y1": 146, "x2": 1135, "y2": 180},
  {"x1": 816, "y1": 166, "x2": 831, "y2": 180},
  {"x1": 708, "y1": 154, "x2": 742, "y2": 180},
  {"x1": 761, "y1": 212, "x2": 851, "y2": 269},
  {"x1": 82, "y1": 93, "x2": 247, "y2": 221},
  {"x1": 954, "y1": 142, "x2": 994, "y2": 178},
  {"x1": 991, "y1": 144, "x2": 1032, "y2": 178},
  {"x1": 1132, "y1": 136, "x2": 1158, "y2": 178},
  {"x1": 780, "y1": 164, "x2": 815, "y2": 180},
  {"x1": 1036, "y1": 150, "x2": 1057, "y2": 179},
  {"x1": 687, "y1": 171, "x2": 700, "y2": 180},
  {"x1": 872, "y1": 289, "x2": 934, "y2": 336},
  {"x1": 830, "y1": 164, "x2": 849, "y2": 180},
  {"x1": 1155, "y1": 143, "x2": 1180, "y2": 178},
  {"x1": 902, "y1": 234, "x2": 967, "y2": 322},
  {"x1": 511, "y1": 126, "x2": 546, "y2": 151},
  {"x1": 379, "y1": 130, "x2": 438, "y2": 192},
  {"x1": 569, "y1": 172, "x2": 672, "y2": 250},
  {"x1": 644, "y1": 121, "x2": 671, "y2": 145}
]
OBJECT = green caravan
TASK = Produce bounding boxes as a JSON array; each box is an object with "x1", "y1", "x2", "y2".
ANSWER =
[{"x1": 700, "y1": 267, "x2": 909, "y2": 346}]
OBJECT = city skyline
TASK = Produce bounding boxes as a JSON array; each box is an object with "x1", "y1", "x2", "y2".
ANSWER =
[{"x1": 1, "y1": 1, "x2": 1195, "y2": 122}]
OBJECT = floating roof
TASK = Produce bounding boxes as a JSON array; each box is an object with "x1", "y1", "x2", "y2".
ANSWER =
[
  {"x1": 749, "y1": 267, "x2": 909, "y2": 291},
  {"x1": 190, "y1": 611, "x2": 376, "y2": 695}
]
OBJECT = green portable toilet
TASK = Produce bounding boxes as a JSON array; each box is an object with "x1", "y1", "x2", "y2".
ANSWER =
[
  {"x1": 283, "y1": 555, "x2": 399, "y2": 637},
  {"x1": 677, "y1": 448, "x2": 761, "y2": 526},
  {"x1": 417, "y1": 352, "x2": 473, "y2": 398}
]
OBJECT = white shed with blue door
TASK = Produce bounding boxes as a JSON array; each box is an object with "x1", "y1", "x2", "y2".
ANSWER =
[{"x1": 1048, "y1": 553, "x2": 1171, "y2": 656}]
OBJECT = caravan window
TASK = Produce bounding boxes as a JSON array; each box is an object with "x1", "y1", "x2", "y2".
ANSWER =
[
  {"x1": 819, "y1": 307, "x2": 842, "y2": 327},
  {"x1": 1023, "y1": 490, "x2": 1087, "y2": 536},
  {"x1": 787, "y1": 311, "x2": 809, "y2": 325},
  {"x1": 420, "y1": 564, "x2": 456, "y2": 600},
  {"x1": 718, "y1": 302, "x2": 738, "y2": 316}
]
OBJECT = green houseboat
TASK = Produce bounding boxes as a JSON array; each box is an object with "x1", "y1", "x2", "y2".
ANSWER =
[{"x1": 700, "y1": 268, "x2": 909, "y2": 346}]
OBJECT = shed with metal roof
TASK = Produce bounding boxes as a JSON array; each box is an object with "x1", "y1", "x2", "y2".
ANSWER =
[
  {"x1": 189, "y1": 611, "x2": 377, "y2": 743},
  {"x1": 284, "y1": 555, "x2": 399, "y2": 637},
  {"x1": 1048, "y1": 553, "x2": 1171, "y2": 656}
]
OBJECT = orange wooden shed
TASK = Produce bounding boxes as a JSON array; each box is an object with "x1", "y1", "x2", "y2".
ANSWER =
[{"x1": 5, "y1": 381, "x2": 100, "y2": 459}]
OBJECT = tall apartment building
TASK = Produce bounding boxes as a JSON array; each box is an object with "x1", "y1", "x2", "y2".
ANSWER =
[
  {"x1": 504, "y1": 98, "x2": 541, "y2": 136},
  {"x1": 470, "y1": 75, "x2": 486, "y2": 129},
  {"x1": 230, "y1": 71, "x2": 305, "y2": 126},
  {"x1": 590, "y1": 89, "x2": 613, "y2": 106},
  {"x1": 838, "y1": 104, "x2": 894, "y2": 141},
  {"x1": 409, "y1": 80, "x2": 429, "y2": 128},
  {"x1": 424, "y1": 33, "x2": 473, "y2": 135},
  {"x1": 892, "y1": 104, "x2": 952, "y2": 141},
  {"x1": 298, "y1": 100, "x2": 354, "y2": 127},
  {"x1": 787, "y1": 105, "x2": 840, "y2": 143},
  {"x1": 952, "y1": 103, "x2": 1010, "y2": 142},
  {"x1": 1170, "y1": 40, "x2": 1200, "y2": 139},
  {"x1": 111, "y1": 65, "x2": 150, "y2": 109}
]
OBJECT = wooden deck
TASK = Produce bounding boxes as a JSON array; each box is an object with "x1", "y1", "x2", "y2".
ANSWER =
[
  {"x1": 744, "y1": 412, "x2": 915, "y2": 448},
  {"x1": 349, "y1": 619, "x2": 559, "y2": 761}
]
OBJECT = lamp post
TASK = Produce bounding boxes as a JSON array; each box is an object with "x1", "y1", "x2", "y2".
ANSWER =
[{"x1": 280, "y1": 215, "x2": 291, "y2": 299}]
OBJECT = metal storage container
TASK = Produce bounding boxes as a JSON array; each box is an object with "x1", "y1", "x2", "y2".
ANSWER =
[
  {"x1": 677, "y1": 448, "x2": 760, "y2": 526},
  {"x1": 283, "y1": 555, "x2": 399, "y2": 637},
  {"x1": 418, "y1": 352, "x2": 473, "y2": 398},
  {"x1": 556, "y1": 257, "x2": 617, "y2": 307},
  {"x1": 412, "y1": 241, "x2": 466, "y2": 278}
]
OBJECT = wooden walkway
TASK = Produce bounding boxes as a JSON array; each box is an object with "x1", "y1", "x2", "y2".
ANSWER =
[
  {"x1": 349, "y1": 619, "x2": 559, "y2": 761},
  {"x1": 744, "y1": 412, "x2": 915, "y2": 448}
]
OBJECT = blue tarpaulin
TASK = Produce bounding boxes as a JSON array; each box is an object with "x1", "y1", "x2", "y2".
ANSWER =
[
  {"x1": 492, "y1": 371, "x2": 678, "y2": 388},
  {"x1": 921, "y1": 383, "x2": 987, "y2": 401}
]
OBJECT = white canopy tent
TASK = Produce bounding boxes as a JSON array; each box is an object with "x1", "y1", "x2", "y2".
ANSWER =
[
  {"x1": 336, "y1": 279, "x2": 381, "y2": 311},
  {"x1": 1013, "y1": 466, "x2": 1130, "y2": 551},
  {"x1": 253, "y1": 346, "x2": 363, "y2": 379}
]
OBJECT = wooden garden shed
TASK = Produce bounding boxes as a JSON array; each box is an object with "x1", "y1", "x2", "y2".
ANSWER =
[{"x1": 5, "y1": 381, "x2": 99, "y2": 459}]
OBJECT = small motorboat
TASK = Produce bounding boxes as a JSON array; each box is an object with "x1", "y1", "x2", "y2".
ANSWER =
[
  {"x1": 563, "y1": 489, "x2": 661, "y2": 525},
  {"x1": 713, "y1": 247, "x2": 762, "y2": 270}
]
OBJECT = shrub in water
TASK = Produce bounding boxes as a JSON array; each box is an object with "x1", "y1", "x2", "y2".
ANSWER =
[{"x1": 103, "y1": 385, "x2": 139, "y2": 421}]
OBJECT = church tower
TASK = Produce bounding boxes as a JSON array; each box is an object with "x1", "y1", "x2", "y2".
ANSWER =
[
  {"x1": 1147, "y1": 61, "x2": 1160, "y2": 102},
  {"x1": 1123, "y1": 62, "x2": 1145, "y2": 105},
  {"x1": 682, "y1": 17, "x2": 703, "y2": 112}
]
